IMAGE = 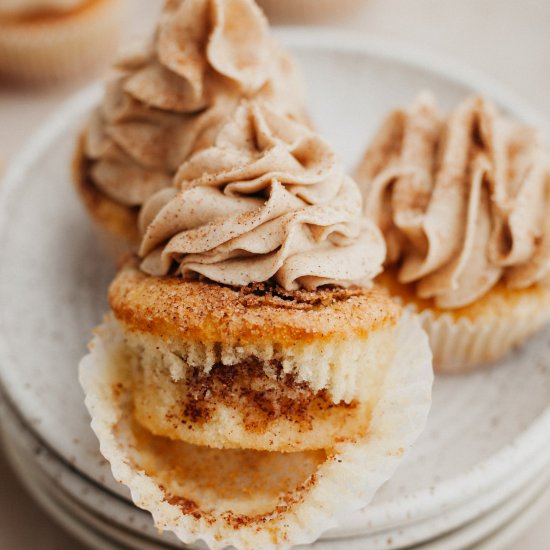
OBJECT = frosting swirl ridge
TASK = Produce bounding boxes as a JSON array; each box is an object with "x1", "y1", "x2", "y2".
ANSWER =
[
  {"x1": 83, "y1": 0, "x2": 305, "y2": 208},
  {"x1": 357, "y1": 93, "x2": 550, "y2": 308},
  {"x1": 139, "y1": 102, "x2": 385, "y2": 291}
]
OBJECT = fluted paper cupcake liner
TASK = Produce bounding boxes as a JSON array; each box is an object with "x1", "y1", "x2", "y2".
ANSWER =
[
  {"x1": 0, "y1": 0, "x2": 126, "y2": 83},
  {"x1": 79, "y1": 311, "x2": 433, "y2": 550},
  {"x1": 414, "y1": 296, "x2": 550, "y2": 374}
]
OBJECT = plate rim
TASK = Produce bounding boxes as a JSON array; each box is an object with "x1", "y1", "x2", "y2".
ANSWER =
[
  {"x1": 5, "y1": 415, "x2": 550, "y2": 550},
  {"x1": 4, "y1": 395, "x2": 550, "y2": 547},
  {"x1": 1, "y1": 27, "x2": 550, "y2": 532}
]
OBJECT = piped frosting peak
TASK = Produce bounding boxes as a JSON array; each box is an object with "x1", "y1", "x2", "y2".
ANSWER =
[
  {"x1": 83, "y1": 0, "x2": 305, "y2": 209},
  {"x1": 358, "y1": 93, "x2": 550, "y2": 308},
  {"x1": 139, "y1": 101, "x2": 386, "y2": 291}
]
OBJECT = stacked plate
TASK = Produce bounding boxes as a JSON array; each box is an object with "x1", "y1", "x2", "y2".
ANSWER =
[{"x1": 1, "y1": 30, "x2": 550, "y2": 550}]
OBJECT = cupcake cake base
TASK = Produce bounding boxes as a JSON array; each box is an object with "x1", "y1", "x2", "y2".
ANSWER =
[{"x1": 80, "y1": 306, "x2": 433, "y2": 549}]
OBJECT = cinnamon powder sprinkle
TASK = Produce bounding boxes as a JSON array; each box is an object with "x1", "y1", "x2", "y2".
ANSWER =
[
  {"x1": 164, "y1": 359, "x2": 356, "y2": 431},
  {"x1": 109, "y1": 266, "x2": 401, "y2": 346}
]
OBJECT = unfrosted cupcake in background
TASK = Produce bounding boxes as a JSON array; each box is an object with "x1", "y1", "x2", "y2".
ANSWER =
[
  {"x1": 356, "y1": 93, "x2": 550, "y2": 373},
  {"x1": 80, "y1": 101, "x2": 433, "y2": 549},
  {"x1": 73, "y1": 0, "x2": 306, "y2": 258},
  {"x1": 257, "y1": 0, "x2": 366, "y2": 23},
  {"x1": 0, "y1": 0, "x2": 126, "y2": 82}
]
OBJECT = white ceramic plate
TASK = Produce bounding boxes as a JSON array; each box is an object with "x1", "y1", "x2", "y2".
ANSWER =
[
  {"x1": 1, "y1": 29, "x2": 550, "y2": 546},
  {"x1": 3, "y1": 390, "x2": 550, "y2": 550},
  {"x1": 3, "y1": 413, "x2": 550, "y2": 550}
]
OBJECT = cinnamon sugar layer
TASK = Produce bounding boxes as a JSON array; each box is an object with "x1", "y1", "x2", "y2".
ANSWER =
[
  {"x1": 109, "y1": 266, "x2": 401, "y2": 346},
  {"x1": 130, "y1": 348, "x2": 374, "y2": 452}
]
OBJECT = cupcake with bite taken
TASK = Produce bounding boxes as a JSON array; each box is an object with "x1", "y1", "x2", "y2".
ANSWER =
[
  {"x1": 73, "y1": 0, "x2": 306, "y2": 257},
  {"x1": 80, "y1": 101, "x2": 433, "y2": 549},
  {"x1": 356, "y1": 93, "x2": 550, "y2": 373}
]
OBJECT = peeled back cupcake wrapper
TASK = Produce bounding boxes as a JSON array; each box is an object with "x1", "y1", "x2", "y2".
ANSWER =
[{"x1": 79, "y1": 311, "x2": 433, "y2": 550}]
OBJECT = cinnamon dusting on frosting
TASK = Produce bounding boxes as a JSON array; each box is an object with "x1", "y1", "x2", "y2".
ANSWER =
[
  {"x1": 0, "y1": 0, "x2": 86, "y2": 18},
  {"x1": 358, "y1": 93, "x2": 550, "y2": 308},
  {"x1": 82, "y1": 0, "x2": 305, "y2": 211},
  {"x1": 109, "y1": 266, "x2": 401, "y2": 345},
  {"x1": 138, "y1": 101, "x2": 386, "y2": 290}
]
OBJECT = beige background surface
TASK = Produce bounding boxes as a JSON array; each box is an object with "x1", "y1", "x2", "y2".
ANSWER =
[{"x1": 1, "y1": 1, "x2": 549, "y2": 548}]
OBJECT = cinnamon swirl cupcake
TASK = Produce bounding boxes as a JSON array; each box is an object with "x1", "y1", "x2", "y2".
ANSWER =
[
  {"x1": 73, "y1": 0, "x2": 306, "y2": 258},
  {"x1": 80, "y1": 102, "x2": 433, "y2": 548},
  {"x1": 357, "y1": 93, "x2": 550, "y2": 372},
  {"x1": 0, "y1": 0, "x2": 126, "y2": 83}
]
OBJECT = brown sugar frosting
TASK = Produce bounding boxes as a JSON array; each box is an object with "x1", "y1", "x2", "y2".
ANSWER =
[
  {"x1": 82, "y1": 0, "x2": 305, "y2": 210},
  {"x1": 358, "y1": 93, "x2": 550, "y2": 309},
  {"x1": 138, "y1": 101, "x2": 386, "y2": 290}
]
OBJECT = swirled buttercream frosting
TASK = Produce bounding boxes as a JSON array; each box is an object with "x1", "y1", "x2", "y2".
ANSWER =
[
  {"x1": 138, "y1": 101, "x2": 386, "y2": 291},
  {"x1": 82, "y1": 0, "x2": 305, "y2": 208},
  {"x1": 357, "y1": 93, "x2": 550, "y2": 309}
]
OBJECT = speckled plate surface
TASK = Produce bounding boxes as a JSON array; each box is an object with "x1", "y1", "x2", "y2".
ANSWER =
[
  {"x1": 3, "y1": 401, "x2": 550, "y2": 550},
  {"x1": 1, "y1": 29, "x2": 550, "y2": 547}
]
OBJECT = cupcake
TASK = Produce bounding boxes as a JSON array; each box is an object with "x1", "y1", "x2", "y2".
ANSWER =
[
  {"x1": 80, "y1": 102, "x2": 433, "y2": 548},
  {"x1": 257, "y1": 0, "x2": 365, "y2": 23},
  {"x1": 356, "y1": 93, "x2": 550, "y2": 373},
  {"x1": 0, "y1": 0, "x2": 126, "y2": 83},
  {"x1": 73, "y1": 0, "x2": 306, "y2": 258}
]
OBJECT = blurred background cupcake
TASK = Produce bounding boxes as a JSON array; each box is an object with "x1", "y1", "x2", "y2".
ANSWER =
[
  {"x1": 0, "y1": 0, "x2": 127, "y2": 83},
  {"x1": 257, "y1": 0, "x2": 366, "y2": 23}
]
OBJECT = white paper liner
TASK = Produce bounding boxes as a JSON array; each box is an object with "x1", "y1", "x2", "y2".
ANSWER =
[
  {"x1": 0, "y1": 0, "x2": 126, "y2": 82},
  {"x1": 79, "y1": 311, "x2": 432, "y2": 550},
  {"x1": 257, "y1": 0, "x2": 365, "y2": 23},
  {"x1": 415, "y1": 298, "x2": 550, "y2": 374}
]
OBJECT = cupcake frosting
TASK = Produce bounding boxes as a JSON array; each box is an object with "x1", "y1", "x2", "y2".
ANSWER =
[
  {"x1": 0, "y1": 0, "x2": 85, "y2": 16},
  {"x1": 139, "y1": 101, "x2": 385, "y2": 291},
  {"x1": 83, "y1": 0, "x2": 305, "y2": 208},
  {"x1": 358, "y1": 93, "x2": 550, "y2": 308}
]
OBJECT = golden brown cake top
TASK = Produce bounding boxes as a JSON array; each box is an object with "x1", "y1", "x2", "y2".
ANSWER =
[
  {"x1": 357, "y1": 93, "x2": 550, "y2": 309},
  {"x1": 109, "y1": 266, "x2": 401, "y2": 344}
]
